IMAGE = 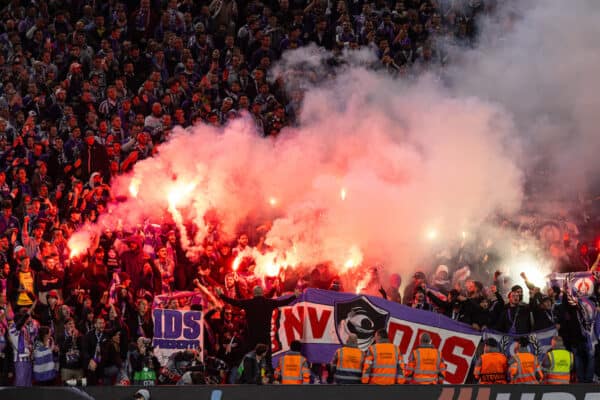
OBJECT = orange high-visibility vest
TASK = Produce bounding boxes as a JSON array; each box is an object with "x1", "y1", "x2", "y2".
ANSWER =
[
  {"x1": 509, "y1": 352, "x2": 542, "y2": 384},
  {"x1": 361, "y1": 342, "x2": 405, "y2": 385},
  {"x1": 405, "y1": 346, "x2": 446, "y2": 384},
  {"x1": 474, "y1": 352, "x2": 508, "y2": 384},
  {"x1": 275, "y1": 353, "x2": 310, "y2": 384},
  {"x1": 333, "y1": 346, "x2": 364, "y2": 384}
]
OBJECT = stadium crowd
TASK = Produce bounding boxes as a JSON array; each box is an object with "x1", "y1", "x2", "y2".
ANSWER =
[{"x1": 0, "y1": 0, "x2": 599, "y2": 388}]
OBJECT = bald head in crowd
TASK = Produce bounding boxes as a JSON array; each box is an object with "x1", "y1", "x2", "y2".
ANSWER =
[
  {"x1": 346, "y1": 333, "x2": 358, "y2": 346},
  {"x1": 253, "y1": 285, "x2": 264, "y2": 297},
  {"x1": 420, "y1": 332, "x2": 432, "y2": 345}
]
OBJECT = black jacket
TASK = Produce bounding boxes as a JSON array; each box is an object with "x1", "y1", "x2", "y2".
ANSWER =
[
  {"x1": 426, "y1": 291, "x2": 470, "y2": 324},
  {"x1": 238, "y1": 351, "x2": 265, "y2": 384},
  {"x1": 80, "y1": 141, "x2": 111, "y2": 183},
  {"x1": 556, "y1": 292, "x2": 586, "y2": 349},
  {"x1": 82, "y1": 329, "x2": 108, "y2": 370},
  {"x1": 530, "y1": 293, "x2": 555, "y2": 331},
  {"x1": 219, "y1": 294, "x2": 296, "y2": 347},
  {"x1": 127, "y1": 348, "x2": 161, "y2": 376},
  {"x1": 126, "y1": 312, "x2": 154, "y2": 342},
  {"x1": 495, "y1": 303, "x2": 532, "y2": 334},
  {"x1": 60, "y1": 331, "x2": 84, "y2": 369}
]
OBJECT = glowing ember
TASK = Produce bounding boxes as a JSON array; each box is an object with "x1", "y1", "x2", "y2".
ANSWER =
[
  {"x1": 232, "y1": 253, "x2": 243, "y2": 271},
  {"x1": 340, "y1": 188, "x2": 347, "y2": 201},
  {"x1": 255, "y1": 252, "x2": 279, "y2": 277},
  {"x1": 69, "y1": 247, "x2": 83, "y2": 259},
  {"x1": 355, "y1": 276, "x2": 368, "y2": 294},
  {"x1": 167, "y1": 182, "x2": 197, "y2": 209},
  {"x1": 67, "y1": 230, "x2": 92, "y2": 259},
  {"x1": 129, "y1": 178, "x2": 140, "y2": 198},
  {"x1": 426, "y1": 228, "x2": 438, "y2": 241},
  {"x1": 506, "y1": 254, "x2": 551, "y2": 293},
  {"x1": 341, "y1": 245, "x2": 363, "y2": 272},
  {"x1": 263, "y1": 260, "x2": 281, "y2": 277}
]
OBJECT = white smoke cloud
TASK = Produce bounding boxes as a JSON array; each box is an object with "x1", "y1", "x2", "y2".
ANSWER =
[
  {"x1": 70, "y1": 47, "x2": 525, "y2": 285},
  {"x1": 449, "y1": 0, "x2": 600, "y2": 200},
  {"x1": 68, "y1": 0, "x2": 600, "y2": 293}
]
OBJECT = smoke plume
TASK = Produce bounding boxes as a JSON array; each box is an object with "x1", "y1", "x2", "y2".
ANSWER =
[
  {"x1": 72, "y1": 0, "x2": 600, "y2": 285},
  {"x1": 74, "y1": 51, "x2": 523, "y2": 283},
  {"x1": 449, "y1": 0, "x2": 600, "y2": 202}
]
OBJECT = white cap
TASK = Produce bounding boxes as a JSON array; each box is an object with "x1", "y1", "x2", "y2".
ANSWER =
[
  {"x1": 436, "y1": 264, "x2": 449, "y2": 274},
  {"x1": 135, "y1": 389, "x2": 150, "y2": 400}
]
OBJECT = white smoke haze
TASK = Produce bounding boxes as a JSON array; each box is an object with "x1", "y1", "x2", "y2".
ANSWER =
[
  {"x1": 69, "y1": 54, "x2": 524, "y2": 286},
  {"x1": 449, "y1": 0, "x2": 600, "y2": 201},
  {"x1": 69, "y1": 0, "x2": 600, "y2": 288}
]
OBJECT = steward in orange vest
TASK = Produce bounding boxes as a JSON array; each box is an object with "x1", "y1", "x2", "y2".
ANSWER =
[
  {"x1": 331, "y1": 333, "x2": 365, "y2": 384},
  {"x1": 361, "y1": 329, "x2": 405, "y2": 385},
  {"x1": 405, "y1": 332, "x2": 446, "y2": 384},
  {"x1": 541, "y1": 336, "x2": 573, "y2": 384},
  {"x1": 274, "y1": 340, "x2": 311, "y2": 384},
  {"x1": 508, "y1": 337, "x2": 543, "y2": 384},
  {"x1": 473, "y1": 338, "x2": 508, "y2": 384}
]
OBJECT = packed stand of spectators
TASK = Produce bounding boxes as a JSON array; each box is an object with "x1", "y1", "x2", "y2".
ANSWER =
[
  {"x1": 392, "y1": 258, "x2": 600, "y2": 384},
  {"x1": 0, "y1": 0, "x2": 598, "y2": 388}
]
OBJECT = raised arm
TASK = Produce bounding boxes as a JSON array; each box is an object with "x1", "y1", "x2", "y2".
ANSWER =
[
  {"x1": 269, "y1": 294, "x2": 298, "y2": 308},
  {"x1": 216, "y1": 287, "x2": 246, "y2": 308}
]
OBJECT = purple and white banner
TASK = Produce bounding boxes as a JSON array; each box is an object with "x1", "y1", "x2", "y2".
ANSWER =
[
  {"x1": 484, "y1": 328, "x2": 557, "y2": 364},
  {"x1": 152, "y1": 308, "x2": 204, "y2": 366},
  {"x1": 271, "y1": 289, "x2": 482, "y2": 384},
  {"x1": 271, "y1": 289, "x2": 566, "y2": 383}
]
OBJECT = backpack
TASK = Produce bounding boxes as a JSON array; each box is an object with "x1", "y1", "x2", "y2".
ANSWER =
[{"x1": 133, "y1": 367, "x2": 157, "y2": 386}]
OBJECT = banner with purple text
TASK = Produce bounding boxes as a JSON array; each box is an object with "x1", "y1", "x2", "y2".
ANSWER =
[{"x1": 152, "y1": 308, "x2": 204, "y2": 366}]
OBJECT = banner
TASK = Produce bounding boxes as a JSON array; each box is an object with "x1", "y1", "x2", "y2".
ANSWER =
[
  {"x1": 271, "y1": 289, "x2": 573, "y2": 384},
  {"x1": 152, "y1": 308, "x2": 204, "y2": 366},
  {"x1": 484, "y1": 327, "x2": 557, "y2": 364},
  {"x1": 547, "y1": 271, "x2": 598, "y2": 298},
  {"x1": 271, "y1": 289, "x2": 482, "y2": 384},
  {"x1": 153, "y1": 291, "x2": 205, "y2": 308},
  {"x1": 547, "y1": 271, "x2": 600, "y2": 349}
]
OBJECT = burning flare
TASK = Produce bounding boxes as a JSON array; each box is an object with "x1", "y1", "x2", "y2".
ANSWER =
[
  {"x1": 167, "y1": 181, "x2": 197, "y2": 210},
  {"x1": 260, "y1": 257, "x2": 281, "y2": 277},
  {"x1": 68, "y1": 230, "x2": 92, "y2": 259},
  {"x1": 426, "y1": 228, "x2": 438, "y2": 241},
  {"x1": 232, "y1": 253, "x2": 243, "y2": 272},
  {"x1": 128, "y1": 178, "x2": 140, "y2": 198},
  {"x1": 341, "y1": 245, "x2": 363, "y2": 273}
]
